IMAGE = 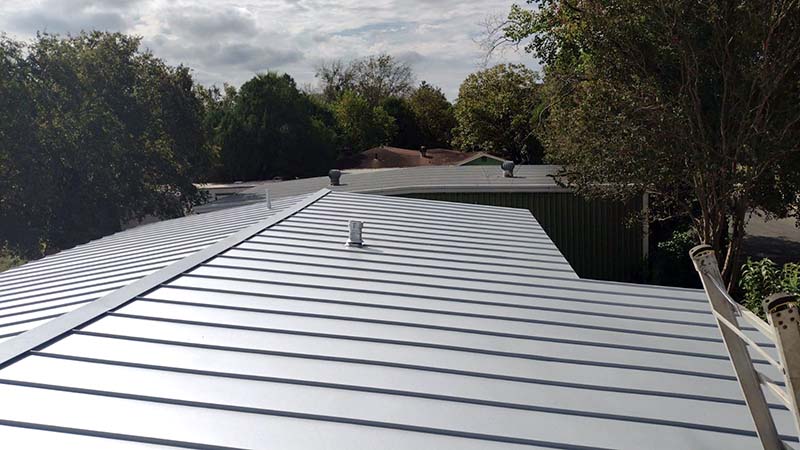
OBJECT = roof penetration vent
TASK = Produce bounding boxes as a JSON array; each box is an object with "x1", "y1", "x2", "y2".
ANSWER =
[
  {"x1": 419, "y1": 146, "x2": 427, "y2": 158},
  {"x1": 329, "y1": 169, "x2": 342, "y2": 186},
  {"x1": 264, "y1": 189, "x2": 271, "y2": 209},
  {"x1": 501, "y1": 161, "x2": 515, "y2": 178},
  {"x1": 346, "y1": 220, "x2": 364, "y2": 247}
]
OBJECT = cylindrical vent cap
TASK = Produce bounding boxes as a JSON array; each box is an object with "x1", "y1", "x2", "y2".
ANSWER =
[{"x1": 346, "y1": 220, "x2": 364, "y2": 247}]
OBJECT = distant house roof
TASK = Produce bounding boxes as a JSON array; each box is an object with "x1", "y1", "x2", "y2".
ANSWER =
[
  {"x1": 0, "y1": 189, "x2": 794, "y2": 448},
  {"x1": 349, "y1": 146, "x2": 481, "y2": 169},
  {"x1": 195, "y1": 165, "x2": 566, "y2": 214}
]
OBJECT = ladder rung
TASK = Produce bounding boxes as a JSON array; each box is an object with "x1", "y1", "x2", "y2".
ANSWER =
[
  {"x1": 711, "y1": 309, "x2": 784, "y2": 371},
  {"x1": 758, "y1": 370, "x2": 793, "y2": 409}
]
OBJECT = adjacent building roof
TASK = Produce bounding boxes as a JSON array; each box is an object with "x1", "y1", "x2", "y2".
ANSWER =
[
  {"x1": 0, "y1": 189, "x2": 797, "y2": 449},
  {"x1": 196, "y1": 165, "x2": 566, "y2": 214},
  {"x1": 348, "y1": 146, "x2": 475, "y2": 169}
]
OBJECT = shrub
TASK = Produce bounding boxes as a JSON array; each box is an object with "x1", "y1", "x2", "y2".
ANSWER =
[{"x1": 739, "y1": 258, "x2": 800, "y2": 315}]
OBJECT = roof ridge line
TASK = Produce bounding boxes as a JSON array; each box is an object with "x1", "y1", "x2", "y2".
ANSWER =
[{"x1": 0, "y1": 189, "x2": 332, "y2": 369}]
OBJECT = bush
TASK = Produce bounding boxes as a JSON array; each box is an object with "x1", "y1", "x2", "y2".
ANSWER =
[
  {"x1": 647, "y1": 228, "x2": 701, "y2": 288},
  {"x1": 739, "y1": 258, "x2": 800, "y2": 315},
  {"x1": 0, "y1": 247, "x2": 24, "y2": 272}
]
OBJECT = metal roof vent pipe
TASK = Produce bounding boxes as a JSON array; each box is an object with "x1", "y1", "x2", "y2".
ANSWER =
[
  {"x1": 329, "y1": 169, "x2": 342, "y2": 186},
  {"x1": 264, "y1": 189, "x2": 271, "y2": 209},
  {"x1": 502, "y1": 161, "x2": 515, "y2": 178},
  {"x1": 346, "y1": 220, "x2": 364, "y2": 247},
  {"x1": 419, "y1": 146, "x2": 427, "y2": 158}
]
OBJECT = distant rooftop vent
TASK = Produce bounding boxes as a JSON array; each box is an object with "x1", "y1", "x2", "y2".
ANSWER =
[
  {"x1": 419, "y1": 146, "x2": 427, "y2": 158},
  {"x1": 264, "y1": 189, "x2": 271, "y2": 209},
  {"x1": 501, "y1": 161, "x2": 515, "y2": 178},
  {"x1": 329, "y1": 169, "x2": 342, "y2": 186},
  {"x1": 346, "y1": 220, "x2": 364, "y2": 247}
]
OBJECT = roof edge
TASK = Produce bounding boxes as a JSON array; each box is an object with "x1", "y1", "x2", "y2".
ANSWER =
[
  {"x1": 455, "y1": 152, "x2": 506, "y2": 166},
  {"x1": 341, "y1": 184, "x2": 573, "y2": 196},
  {"x1": 0, "y1": 188, "x2": 332, "y2": 368}
]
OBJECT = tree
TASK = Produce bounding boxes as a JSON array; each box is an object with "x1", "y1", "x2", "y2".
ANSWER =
[
  {"x1": 332, "y1": 91, "x2": 396, "y2": 158},
  {"x1": 217, "y1": 72, "x2": 338, "y2": 181},
  {"x1": 408, "y1": 81, "x2": 456, "y2": 148},
  {"x1": 452, "y1": 64, "x2": 544, "y2": 163},
  {"x1": 315, "y1": 54, "x2": 415, "y2": 106},
  {"x1": 314, "y1": 59, "x2": 356, "y2": 104},
  {"x1": 0, "y1": 32, "x2": 213, "y2": 258},
  {"x1": 501, "y1": 0, "x2": 800, "y2": 288},
  {"x1": 381, "y1": 97, "x2": 424, "y2": 149}
]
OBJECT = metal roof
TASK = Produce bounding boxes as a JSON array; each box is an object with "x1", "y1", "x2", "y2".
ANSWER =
[
  {"x1": 0, "y1": 194, "x2": 313, "y2": 343},
  {"x1": 195, "y1": 165, "x2": 568, "y2": 214},
  {"x1": 0, "y1": 189, "x2": 797, "y2": 448}
]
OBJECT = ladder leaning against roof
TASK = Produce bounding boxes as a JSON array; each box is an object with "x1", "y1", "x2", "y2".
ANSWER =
[{"x1": 690, "y1": 244, "x2": 800, "y2": 450}]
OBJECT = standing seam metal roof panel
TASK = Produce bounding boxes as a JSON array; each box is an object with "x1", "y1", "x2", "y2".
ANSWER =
[
  {"x1": 0, "y1": 190, "x2": 796, "y2": 449},
  {"x1": 0, "y1": 194, "x2": 313, "y2": 342}
]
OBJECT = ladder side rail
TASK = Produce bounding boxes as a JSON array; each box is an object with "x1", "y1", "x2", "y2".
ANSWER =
[
  {"x1": 764, "y1": 293, "x2": 800, "y2": 438},
  {"x1": 690, "y1": 244, "x2": 784, "y2": 450}
]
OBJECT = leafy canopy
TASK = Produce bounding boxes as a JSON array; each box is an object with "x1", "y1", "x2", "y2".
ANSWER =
[
  {"x1": 0, "y1": 32, "x2": 212, "y2": 258},
  {"x1": 409, "y1": 82, "x2": 457, "y2": 148},
  {"x1": 216, "y1": 72, "x2": 338, "y2": 181},
  {"x1": 452, "y1": 64, "x2": 545, "y2": 163},
  {"x1": 502, "y1": 0, "x2": 800, "y2": 284}
]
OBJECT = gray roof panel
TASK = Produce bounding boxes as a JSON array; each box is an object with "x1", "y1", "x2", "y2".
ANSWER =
[{"x1": 0, "y1": 194, "x2": 312, "y2": 342}]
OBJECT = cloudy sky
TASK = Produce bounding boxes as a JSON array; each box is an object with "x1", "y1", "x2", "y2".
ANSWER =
[{"x1": 0, "y1": 0, "x2": 539, "y2": 99}]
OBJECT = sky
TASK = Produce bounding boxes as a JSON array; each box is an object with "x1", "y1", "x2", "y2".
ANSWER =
[{"x1": 0, "y1": 0, "x2": 539, "y2": 100}]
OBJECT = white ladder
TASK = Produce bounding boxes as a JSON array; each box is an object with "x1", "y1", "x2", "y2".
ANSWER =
[{"x1": 690, "y1": 244, "x2": 800, "y2": 449}]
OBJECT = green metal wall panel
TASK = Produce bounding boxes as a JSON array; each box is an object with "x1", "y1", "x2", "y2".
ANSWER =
[{"x1": 402, "y1": 192, "x2": 644, "y2": 282}]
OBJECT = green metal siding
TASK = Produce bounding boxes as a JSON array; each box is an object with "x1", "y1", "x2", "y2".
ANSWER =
[{"x1": 402, "y1": 192, "x2": 644, "y2": 282}]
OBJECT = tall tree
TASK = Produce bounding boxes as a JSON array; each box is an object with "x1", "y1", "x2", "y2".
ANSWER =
[
  {"x1": 452, "y1": 64, "x2": 544, "y2": 163},
  {"x1": 218, "y1": 72, "x2": 337, "y2": 181},
  {"x1": 381, "y1": 97, "x2": 424, "y2": 149},
  {"x1": 501, "y1": 0, "x2": 800, "y2": 287},
  {"x1": 408, "y1": 81, "x2": 456, "y2": 148},
  {"x1": 332, "y1": 91, "x2": 396, "y2": 159},
  {"x1": 315, "y1": 54, "x2": 415, "y2": 106},
  {"x1": 0, "y1": 32, "x2": 212, "y2": 258}
]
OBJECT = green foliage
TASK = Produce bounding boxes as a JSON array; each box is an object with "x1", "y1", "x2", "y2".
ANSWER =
[
  {"x1": 740, "y1": 259, "x2": 800, "y2": 314},
  {"x1": 332, "y1": 91, "x2": 396, "y2": 159},
  {"x1": 647, "y1": 228, "x2": 701, "y2": 288},
  {"x1": 452, "y1": 64, "x2": 544, "y2": 163},
  {"x1": 503, "y1": 0, "x2": 800, "y2": 283},
  {"x1": 0, "y1": 32, "x2": 212, "y2": 258},
  {"x1": 0, "y1": 247, "x2": 24, "y2": 273},
  {"x1": 381, "y1": 97, "x2": 423, "y2": 149},
  {"x1": 315, "y1": 54, "x2": 414, "y2": 106},
  {"x1": 216, "y1": 73, "x2": 337, "y2": 181},
  {"x1": 408, "y1": 82, "x2": 456, "y2": 148}
]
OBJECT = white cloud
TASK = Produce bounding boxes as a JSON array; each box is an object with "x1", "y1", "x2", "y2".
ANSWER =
[{"x1": 0, "y1": 0, "x2": 540, "y2": 99}]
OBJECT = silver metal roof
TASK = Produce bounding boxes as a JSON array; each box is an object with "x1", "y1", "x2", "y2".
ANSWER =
[
  {"x1": 0, "y1": 194, "x2": 312, "y2": 343},
  {"x1": 195, "y1": 165, "x2": 568, "y2": 213},
  {"x1": 0, "y1": 189, "x2": 797, "y2": 449}
]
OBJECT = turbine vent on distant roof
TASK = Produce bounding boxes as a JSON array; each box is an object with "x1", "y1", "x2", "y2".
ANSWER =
[
  {"x1": 502, "y1": 161, "x2": 515, "y2": 177},
  {"x1": 328, "y1": 169, "x2": 342, "y2": 186}
]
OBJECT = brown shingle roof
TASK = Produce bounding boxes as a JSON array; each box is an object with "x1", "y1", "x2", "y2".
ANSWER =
[{"x1": 348, "y1": 146, "x2": 473, "y2": 169}]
